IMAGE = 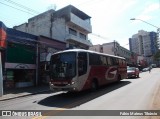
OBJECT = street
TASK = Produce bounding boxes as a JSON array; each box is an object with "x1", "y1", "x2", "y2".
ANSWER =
[{"x1": 0, "y1": 68, "x2": 160, "y2": 119}]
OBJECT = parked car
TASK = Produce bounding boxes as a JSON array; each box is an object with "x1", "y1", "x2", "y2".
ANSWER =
[
  {"x1": 142, "y1": 67, "x2": 150, "y2": 72},
  {"x1": 151, "y1": 64, "x2": 157, "y2": 68},
  {"x1": 127, "y1": 67, "x2": 139, "y2": 78}
]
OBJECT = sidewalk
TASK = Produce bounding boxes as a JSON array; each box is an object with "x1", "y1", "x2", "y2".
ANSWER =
[{"x1": 0, "y1": 85, "x2": 50, "y2": 101}]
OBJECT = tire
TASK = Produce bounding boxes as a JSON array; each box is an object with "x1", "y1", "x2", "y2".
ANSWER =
[
  {"x1": 117, "y1": 75, "x2": 121, "y2": 82},
  {"x1": 137, "y1": 74, "x2": 139, "y2": 78},
  {"x1": 91, "y1": 80, "x2": 98, "y2": 91}
]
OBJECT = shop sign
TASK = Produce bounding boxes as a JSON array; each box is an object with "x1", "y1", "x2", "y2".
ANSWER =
[{"x1": 5, "y1": 63, "x2": 36, "y2": 69}]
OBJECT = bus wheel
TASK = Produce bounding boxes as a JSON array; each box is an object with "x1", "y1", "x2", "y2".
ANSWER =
[{"x1": 91, "y1": 80, "x2": 98, "y2": 91}]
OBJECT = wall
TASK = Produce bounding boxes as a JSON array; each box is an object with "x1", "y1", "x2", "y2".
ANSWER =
[
  {"x1": 14, "y1": 23, "x2": 28, "y2": 33},
  {"x1": 28, "y1": 11, "x2": 53, "y2": 37},
  {"x1": 89, "y1": 44, "x2": 102, "y2": 52},
  {"x1": 14, "y1": 10, "x2": 55, "y2": 38},
  {"x1": 52, "y1": 18, "x2": 66, "y2": 41},
  {"x1": 102, "y1": 43, "x2": 115, "y2": 55},
  {"x1": 13, "y1": 6, "x2": 92, "y2": 49}
]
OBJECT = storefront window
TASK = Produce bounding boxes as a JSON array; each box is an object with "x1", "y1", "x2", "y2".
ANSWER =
[{"x1": 7, "y1": 71, "x2": 14, "y2": 80}]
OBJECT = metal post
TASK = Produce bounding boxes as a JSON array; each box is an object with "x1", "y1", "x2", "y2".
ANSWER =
[
  {"x1": 35, "y1": 43, "x2": 39, "y2": 86},
  {"x1": 157, "y1": 28, "x2": 160, "y2": 49},
  {"x1": 0, "y1": 52, "x2": 3, "y2": 96}
]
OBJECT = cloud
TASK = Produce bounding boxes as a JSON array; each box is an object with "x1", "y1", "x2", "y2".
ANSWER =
[
  {"x1": 136, "y1": 14, "x2": 152, "y2": 21},
  {"x1": 142, "y1": 3, "x2": 159, "y2": 14},
  {"x1": 134, "y1": 3, "x2": 159, "y2": 22}
]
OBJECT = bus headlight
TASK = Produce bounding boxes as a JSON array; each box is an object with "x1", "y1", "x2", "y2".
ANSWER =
[
  {"x1": 71, "y1": 81, "x2": 75, "y2": 85},
  {"x1": 68, "y1": 81, "x2": 75, "y2": 86}
]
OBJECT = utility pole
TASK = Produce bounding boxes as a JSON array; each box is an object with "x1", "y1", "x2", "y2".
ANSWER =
[
  {"x1": 0, "y1": 22, "x2": 7, "y2": 96},
  {"x1": 0, "y1": 52, "x2": 3, "y2": 96},
  {"x1": 35, "y1": 42, "x2": 39, "y2": 86},
  {"x1": 113, "y1": 40, "x2": 117, "y2": 56}
]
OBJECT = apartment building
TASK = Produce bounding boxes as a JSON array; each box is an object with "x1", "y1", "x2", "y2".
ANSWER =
[
  {"x1": 129, "y1": 30, "x2": 159, "y2": 64},
  {"x1": 14, "y1": 5, "x2": 92, "y2": 49},
  {"x1": 129, "y1": 30, "x2": 146, "y2": 55},
  {"x1": 129, "y1": 30, "x2": 158, "y2": 57}
]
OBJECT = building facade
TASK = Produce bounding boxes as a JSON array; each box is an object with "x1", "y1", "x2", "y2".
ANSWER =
[
  {"x1": 1, "y1": 21, "x2": 67, "y2": 89},
  {"x1": 14, "y1": 5, "x2": 92, "y2": 49},
  {"x1": 129, "y1": 30, "x2": 146, "y2": 55},
  {"x1": 129, "y1": 30, "x2": 159, "y2": 65},
  {"x1": 4, "y1": 28, "x2": 38, "y2": 89},
  {"x1": 89, "y1": 41, "x2": 133, "y2": 65}
]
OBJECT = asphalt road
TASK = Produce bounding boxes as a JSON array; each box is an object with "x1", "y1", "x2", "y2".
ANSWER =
[{"x1": 0, "y1": 68, "x2": 160, "y2": 119}]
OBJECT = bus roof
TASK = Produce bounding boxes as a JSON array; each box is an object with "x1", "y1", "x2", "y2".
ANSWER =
[{"x1": 53, "y1": 49, "x2": 125, "y2": 60}]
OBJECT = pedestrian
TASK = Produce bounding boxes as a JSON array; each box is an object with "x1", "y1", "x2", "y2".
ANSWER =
[{"x1": 149, "y1": 67, "x2": 151, "y2": 73}]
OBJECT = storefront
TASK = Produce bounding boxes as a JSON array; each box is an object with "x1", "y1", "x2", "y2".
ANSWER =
[
  {"x1": 3, "y1": 28, "x2": 37, "y2": 89},
  {"x1": 5, "y1": 63, "x2": 36, "y2": 88}
]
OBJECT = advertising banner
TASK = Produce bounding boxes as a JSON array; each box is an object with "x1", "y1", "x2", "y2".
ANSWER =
[{"x1": 0, "y1": 21, "x2": 7, "y2": 49}]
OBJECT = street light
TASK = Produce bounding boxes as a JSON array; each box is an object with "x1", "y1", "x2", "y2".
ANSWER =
[
  {"x1": 130, "y1": 18, "x2": 160, "y2": 46},
  {"x1": 130, "y1": 18, "x2": 160, "y2": 42},
  {"x1": 130, "y1": 18, "x2": 159, "y2": 29}
]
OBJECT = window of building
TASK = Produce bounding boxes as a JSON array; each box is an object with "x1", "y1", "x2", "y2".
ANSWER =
[
  {"x1": 79, "y1": 33, "x2": 86, "y2": 40},
  {"x1": 69, "y1": 28, "x2": 77, "y2": 36}
]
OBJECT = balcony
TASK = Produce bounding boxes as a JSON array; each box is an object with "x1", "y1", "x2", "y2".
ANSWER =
[
  {"x1": 65, "y1": 34, "x2": 92, "y2": 46},
  {"x1": 67, "y1": 13, "x2": 92, "y2": 33}
]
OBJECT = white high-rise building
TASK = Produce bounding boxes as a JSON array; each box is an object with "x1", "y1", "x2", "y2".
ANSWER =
[
  {"x1": 129, "y1": 30, "x2": 158, "y2": 56},
  {"x1": 129, "y1": 30, "x2": 159, "y2": 64}
]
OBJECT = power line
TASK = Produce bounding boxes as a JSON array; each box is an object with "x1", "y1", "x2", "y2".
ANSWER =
[
  {"x1": 0, "y1": 1, "x2": 35, "y2": 15},
  {"x1": 76, "y1": 0, "x2": 97, "y2": 6},
  {"x1": 90, "y1": 33, "x2": 111, "y2": 41},
  {"x1": 1, "y1": 0, "x2": 113, "y2": 44},
  {"x1": 3, "y1": 0, "x2": 39, "y2": 14}
]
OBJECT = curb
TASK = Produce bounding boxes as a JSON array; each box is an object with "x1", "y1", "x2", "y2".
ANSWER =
[{"x1": 0, "y1": 90, "x2": 50, "y2": 101}]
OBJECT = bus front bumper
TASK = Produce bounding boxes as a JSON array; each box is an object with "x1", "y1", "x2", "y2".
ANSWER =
[{"x1": 49, "y1": 82, "x2": 77, "y2": 92}]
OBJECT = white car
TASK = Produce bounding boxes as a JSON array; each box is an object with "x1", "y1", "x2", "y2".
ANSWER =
[{"x1": 142, "y1": 67, "x2": 149, "y2": 72}]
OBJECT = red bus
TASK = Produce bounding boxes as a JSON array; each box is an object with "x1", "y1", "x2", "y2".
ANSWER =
[{"x1": 49, "y1": 49, "x2": 127, "y2": 92}]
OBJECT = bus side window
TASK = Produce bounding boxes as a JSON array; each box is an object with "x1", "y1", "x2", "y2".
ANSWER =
[
  {"x1": 111, "y1": 57, "x2": 117, "y2": 65},
  {"x1": 89, "y1": 53, "x2": 102, "y2": 65},
  {"x1": 78, "y1": 52, "x2": 87, "y2": 76},
  {"x1": 122, "y1": 59, "x2": 126, "y2": 66},
  {"x1": 119, "y1": 59, "x2": 122, "y2": 66},
  {"x1": 115, "y1": 58, "x2": 119, "y2": 65},
  {"x1": 100, "y1": 56, "x2": 107, "y2": 65},
  {"x1": 107, "y1": 57, "x2": 112, "y2": 66}
]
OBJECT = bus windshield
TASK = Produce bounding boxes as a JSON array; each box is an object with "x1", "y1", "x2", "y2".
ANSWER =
[{"x1": 50, "y1": 52, "x2": 76, "y2": 79}]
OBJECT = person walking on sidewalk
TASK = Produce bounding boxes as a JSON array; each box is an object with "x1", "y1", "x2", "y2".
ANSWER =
[{"x1": 149, "y1": 66, "x2": 151, "y2": 73}]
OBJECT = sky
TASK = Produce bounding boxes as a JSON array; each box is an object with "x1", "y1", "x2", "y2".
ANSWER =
[{"x1": 1, "y1": 0, "x2": 160, "y2": 49}]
